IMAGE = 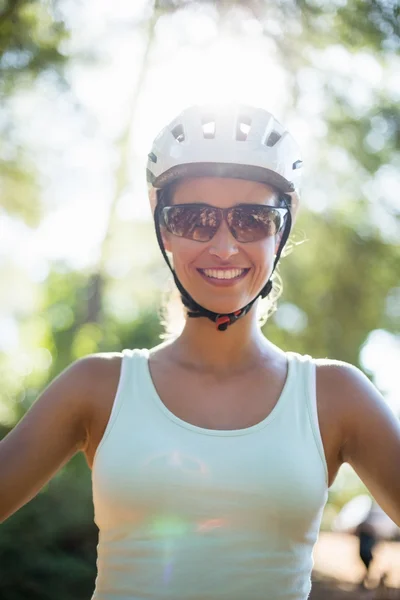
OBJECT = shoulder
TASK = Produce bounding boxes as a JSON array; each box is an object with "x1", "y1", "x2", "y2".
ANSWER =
[
  {"x1": 289, "y1": 353, "x2": 366, "y2": 396},
  {"x1": 312, "y1": 357, "x2": 377, "y2": 401},
  {"x1": 38, "y1": 351, "x2": 123, "y2": 414},
  {"x1": 72, "y1": 352, "x2": 124, "y2": 407},
  {"x1": 74, "y1": 351, "x2": 123, "y2": 380},
  {"x1": 312, "y1": 357, "x2": 379, "y2": 418},
  {"x1": 60, "y1": 352, "x2": 123, "y2": 418},
  {"x1": 312, "y1": 357, "x2": 398, "y2": 451},
  {"x1": 311, "y1": 357, "x2": 372, "y2": 428}
]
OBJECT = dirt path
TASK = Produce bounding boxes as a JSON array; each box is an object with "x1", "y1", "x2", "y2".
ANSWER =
[{"x1": 310, "y1": 532, "x2": 400, "y2": 598}]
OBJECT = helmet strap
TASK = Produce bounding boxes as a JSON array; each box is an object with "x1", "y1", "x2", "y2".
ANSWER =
[{"x1": 153, "y1": 192, "x2": 292, "y2": 331}]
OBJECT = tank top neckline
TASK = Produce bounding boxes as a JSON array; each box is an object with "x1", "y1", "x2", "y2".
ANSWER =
[{"x1": 139, "y1": 349, "x2": 297, "y2": 437}]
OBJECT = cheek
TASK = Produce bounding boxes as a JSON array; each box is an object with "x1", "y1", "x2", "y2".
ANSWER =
[
  {"x1": 250, "y1": 238, "x2": 276, "y2": 271},
  {"x1": 169, "y1": 238, "x2": 200, "y2": 270}
]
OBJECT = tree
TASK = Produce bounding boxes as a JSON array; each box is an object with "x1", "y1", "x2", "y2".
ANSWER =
[{"x1": 0, "y1": 0, "x2": 72, "y2": 225}]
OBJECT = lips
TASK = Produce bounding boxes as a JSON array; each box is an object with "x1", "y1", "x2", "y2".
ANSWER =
[{"x1": 197, "y1": 267, "x2": 250, "y2": 286}]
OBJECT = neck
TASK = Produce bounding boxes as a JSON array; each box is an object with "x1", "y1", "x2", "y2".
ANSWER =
[{"x1": 166, "y1": 306, "x2": 275, "y2": 375}]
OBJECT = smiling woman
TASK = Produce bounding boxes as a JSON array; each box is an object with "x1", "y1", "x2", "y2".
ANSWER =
[
  {"x1": 1, "y1": 103, "x2": 399, "y2": 600},
  {"x1": 148, "y1": 105, "x2": 300, "y2": 331}
]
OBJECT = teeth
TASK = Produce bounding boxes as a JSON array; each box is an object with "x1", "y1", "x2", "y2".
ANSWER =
[{"x1": 201, "y1": 268, "x2": 245, "y2": 280}]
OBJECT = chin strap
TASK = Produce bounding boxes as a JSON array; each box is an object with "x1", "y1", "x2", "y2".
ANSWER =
[{"x1": 154, "y1": 193, "x2": 292, "y2": 331}]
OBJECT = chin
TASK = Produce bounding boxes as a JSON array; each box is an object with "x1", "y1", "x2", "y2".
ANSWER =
[
  {"x1": 189, "y1": 290, "x2": 250, "y2": 316},
  {"x1": 178, "y1": 270, "x2": 264, "y2": 316}
]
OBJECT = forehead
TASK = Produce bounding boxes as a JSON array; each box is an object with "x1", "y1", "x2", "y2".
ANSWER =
[{"x1": 171, "y1": 177, "x2": 279, "y2": 207}]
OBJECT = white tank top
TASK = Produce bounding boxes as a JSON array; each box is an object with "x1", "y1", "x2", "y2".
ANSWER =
[{"x1": 91, "y1": 348, "x2": 329, "y2": 600}]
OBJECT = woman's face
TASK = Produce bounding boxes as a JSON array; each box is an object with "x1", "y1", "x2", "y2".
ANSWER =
[{"x1": 162, "y1": 177, "x2": 283, "y2": 316}]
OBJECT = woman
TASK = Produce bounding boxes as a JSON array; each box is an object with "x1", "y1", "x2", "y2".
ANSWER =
[{"x1": 1, "y1": 105, "x2": 399, "y2": 600}]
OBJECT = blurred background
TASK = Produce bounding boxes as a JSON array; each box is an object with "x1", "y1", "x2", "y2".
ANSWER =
[{"x1": 0, "y1": 0, "x2": 399, "y2": 598}]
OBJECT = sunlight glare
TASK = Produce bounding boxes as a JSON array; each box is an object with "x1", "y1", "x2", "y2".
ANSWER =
[
  {"x1": 130, "y1": 32, "x2": 288, "y2": 220},
  {"x1": 136, "y1": 33, "x2": 287, "y2": 149},
  {"x1": 360, "y1": 329, "x2": 400, "y2": 414}
]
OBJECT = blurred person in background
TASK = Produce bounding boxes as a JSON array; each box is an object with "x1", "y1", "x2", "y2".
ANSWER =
[
  {"x1": 356, "y1": 517, "x2": 377, "y2": 588},
  {"x1": 356, "y1": 500, "x2": 399, "y2": 590},
  {"x1": 1, "y1": 105, "x2": 400, "y2": 600}
]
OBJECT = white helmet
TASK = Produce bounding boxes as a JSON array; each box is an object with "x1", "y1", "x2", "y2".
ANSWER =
[{"x1": 147, "y1": 104, "x2": 302, "y2": 218}]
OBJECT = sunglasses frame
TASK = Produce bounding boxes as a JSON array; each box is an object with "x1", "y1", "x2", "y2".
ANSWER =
[{"x1": 160, "y1": 203, "x2": 289, "y2": 243}]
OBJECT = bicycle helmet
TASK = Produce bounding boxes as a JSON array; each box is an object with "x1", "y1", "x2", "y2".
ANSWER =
[{"x1": 146, "y1": 104, "x2": 302, "y2": 331}]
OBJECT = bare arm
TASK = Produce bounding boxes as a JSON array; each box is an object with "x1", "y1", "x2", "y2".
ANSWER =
[
  {"x1": 0, "y1": 356, "x2": 98, "y2": 523},
  {"x1": 334, "y1": 363, "x2": 400, "y2": 526}
]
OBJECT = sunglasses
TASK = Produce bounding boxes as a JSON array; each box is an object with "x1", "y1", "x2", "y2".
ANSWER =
[{"x1": 160, "y1": 203, "x2": 289, "y2": 243}]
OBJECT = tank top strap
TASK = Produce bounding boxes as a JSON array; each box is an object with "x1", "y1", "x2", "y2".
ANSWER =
[
  {"x1": 92, "y1": 348, "x2": 148, "y2": 467},
  {"x1": 286, "y1": 352, "x2": 328, "y2": 486}
]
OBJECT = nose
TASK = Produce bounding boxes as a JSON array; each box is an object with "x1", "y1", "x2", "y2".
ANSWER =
[{"x1": 208, "y1": 218, "x2": 239, "y2": 260}]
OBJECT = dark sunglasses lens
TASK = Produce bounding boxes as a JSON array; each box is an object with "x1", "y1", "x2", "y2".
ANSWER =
[
  {"x1": 162, "y1": 206, "x2": 219, "y2": 242},
  {"x1": 228, "y1": 206, "x2": 284, "y2": 242}
]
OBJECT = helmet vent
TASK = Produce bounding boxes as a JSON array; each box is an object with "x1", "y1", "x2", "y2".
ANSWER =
[
  {"x1": 265, "y1": 131, "x2": 281, "y2": 147},
  {"x1": 148, "y1": 152, "x2": 157, "y2": 163},
  {"x1": 202, "y1": 120, "x2": 216, "y2": 139},
  {"x1": 171, "y1": 124, "x2": 185, "y2": 143},
  {"x1": 236, "y1": 116, "x2": 252, "y2": 141}
]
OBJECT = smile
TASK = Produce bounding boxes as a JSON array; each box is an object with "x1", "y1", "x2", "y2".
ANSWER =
[{"x1": 197, "y1": 268, "x2": 250, "y2": 280}]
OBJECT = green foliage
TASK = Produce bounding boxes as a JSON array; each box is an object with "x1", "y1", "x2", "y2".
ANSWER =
[
  {"x1": 41, "y1": 265, "x2": 163, "y2": 377},
  {"x1": 0, "y1": 456, "x2": 97, "y2": 600},
  {"x1": 266, "y1": 209, "x2": 400, "y2": 367},
  {"x1": 0, "y1": 263, "x2": 163, "y2": 426},
  {"x1": 327, "y1": 102, "x2": 400, "y2": 175},
  {"x1": 0, "y1": 0, "x2": 68, "y2": 83},
  {"x1": 0, "y1": 0, "x2": 70, "y2": 225},
  {"x1": 334, "y1": 0, "x2": 400, "y2": 53},
  {"x1": 0, "y1": 156, "x2": 42, "y2": 226}
]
